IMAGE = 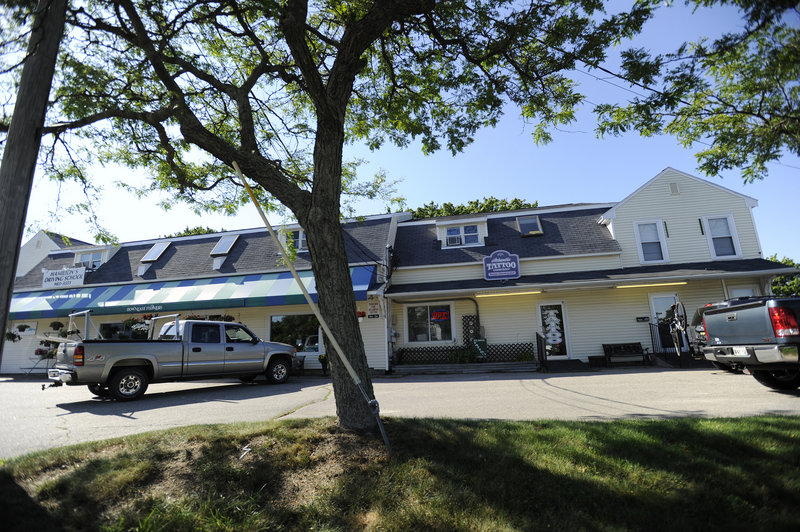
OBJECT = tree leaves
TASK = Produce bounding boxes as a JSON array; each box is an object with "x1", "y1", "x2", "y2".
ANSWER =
[{"x1": 596, "y1": 0, "x2": 799, "y2": 182}]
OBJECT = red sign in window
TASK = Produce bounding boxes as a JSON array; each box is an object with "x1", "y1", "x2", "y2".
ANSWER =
[{"x1": 431, "y1": 310, "x2": 450, "y2": 321}]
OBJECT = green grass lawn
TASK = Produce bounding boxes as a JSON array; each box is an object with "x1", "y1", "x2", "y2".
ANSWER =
[{"x1": 3, "y1": 416, "x2": 800, "y2": 531}]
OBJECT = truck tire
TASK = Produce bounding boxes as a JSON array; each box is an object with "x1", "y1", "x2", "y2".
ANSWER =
[
  {"x1": 751, "y1": 369, "x2": 800, "y2": 391},
  {"x1": 265, "y1": 357, "x2": 290, "y2": 384},
  {"x1": 88, "y1": 384, "x2": 110, "y2": 397},
  {"x1": 108, "y1": 368, "x2": 149, "y2": 401}
]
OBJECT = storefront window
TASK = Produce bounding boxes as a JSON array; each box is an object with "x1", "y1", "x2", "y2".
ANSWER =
[
  {"x1": 406, "y1": 304, "x2": 453, "y2": 342},
  {"x1": 270, "y1": 314, "x2": 319, "y2": 350}
]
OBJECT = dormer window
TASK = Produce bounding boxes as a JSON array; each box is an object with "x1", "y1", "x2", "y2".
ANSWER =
[
  {"x1": 211, "y1": 234, "x2": 239, "y2": 270},
  {"x1": 76, "y1": 251, "x2": 103, "y2": 269},
  {"x1": 445, "y1": 225, "x2": 479, "y2": 247},
  {"x1": 517, "y1": 215, "x2": 543, "y2": 236},
  {"x1": 288, "y1": 230, "x2": 308, "y2": 251}
]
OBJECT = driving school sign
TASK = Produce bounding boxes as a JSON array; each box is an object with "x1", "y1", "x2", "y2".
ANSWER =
[
  {"x1": 42, "y1": 266, "x2": 86, "y2": 289},
  {"x1": 483, "y1": 250, "x2": 520, "y2": 281}
]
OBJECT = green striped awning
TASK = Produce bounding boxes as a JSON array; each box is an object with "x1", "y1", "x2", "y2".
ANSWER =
[{"x1": 9, "y1": 266, "x2": 376, "y2": 320}]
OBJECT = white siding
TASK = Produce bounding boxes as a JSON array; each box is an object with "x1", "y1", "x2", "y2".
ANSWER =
[
  {"x1": 393, "y1": 254, "x2": 622, "y2": 286},
  {"x1": 1, "y1": 319, "x2": 46, "y2": 374},
  {"x1": 611, "y1": 169, "x2": 761, "y2": 267}
]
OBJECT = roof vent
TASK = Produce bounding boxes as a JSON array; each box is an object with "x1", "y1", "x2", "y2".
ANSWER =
[{"x1": 669, "y1": 182, "x2": 680, "y2": 195}]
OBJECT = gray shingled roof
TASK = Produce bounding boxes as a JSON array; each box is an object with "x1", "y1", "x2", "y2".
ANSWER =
[
  {"x1": 14, "y1": 218, "x2": 392, "y2": 291},
  {"x1": 45, "y1": 232, "x2": 91, "y2": 249},
  {"x1": 393, "y1": 206, "x2": 621, "y2": 267}
]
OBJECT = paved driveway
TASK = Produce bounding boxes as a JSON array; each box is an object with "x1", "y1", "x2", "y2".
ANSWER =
[{"x1": 2, "y1": 367, "x2": 799, "y2": 458}]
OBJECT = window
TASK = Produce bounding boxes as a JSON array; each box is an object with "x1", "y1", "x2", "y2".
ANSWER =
[
  {"x1": 704, "y1": 215, "x2": 740, "y2": 259},
  {"x1": 225, "y1": 324, "x2": 256, "y2": 343},
  {"x1": 141, "y1": 242, "x2": 170, "y2": 262},
  {"x1": 211, "y1": 234, "x2": 239, "y2": 256},
  {"x1": 634, "y1": 221, "x2": 669, "y2": 263},
  {"x1": 444, "y1": 225, "x2": 479, "y2": 247},
  {"x1": 406, "y1": 304, "x2": 453, "y2": 342},
  {"x1": 517, "y1": 215, "x2": 543, "y2": 236},
  {"x1": 191, "y1": 323, "x2": 221, "y2": 344},
  {"x1": 270, "y1": 314, "x2": 319, "y2": 349},
  {"x1": 287, "y1": 230, "x2": 308, "y2": 251},
  {"x1": 77, "y1": 251, "x2": 103, "y2": 269}
]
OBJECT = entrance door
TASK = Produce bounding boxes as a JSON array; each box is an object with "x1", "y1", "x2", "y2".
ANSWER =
[
  {"x1": 538, "y1": 302, "x2": 569, "y2": 358},
  {"x1": 649, "y1": 293, "x2": 684, "y2": 352}
]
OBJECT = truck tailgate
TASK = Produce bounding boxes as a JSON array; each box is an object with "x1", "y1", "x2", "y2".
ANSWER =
[{"x1": 703, "y1": 299, "x2": 775, "y2": 345}]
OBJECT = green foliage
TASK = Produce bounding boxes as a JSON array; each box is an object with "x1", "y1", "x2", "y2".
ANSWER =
[
  {"x1": 161, "y1": 226, "x2": 223, "y2": 238},
  {"x1": 597, "y1": 0, "x2": 800, "y2": 182},
  {"x1": 411, "y1": 196, "x2": 538, "y2": 219},
  {"x1": 768, "y1": 254, "x2": 800, "y2": 296},
  {"x1": 0, "y1": 0, "x2": 653, "y2": 228}
]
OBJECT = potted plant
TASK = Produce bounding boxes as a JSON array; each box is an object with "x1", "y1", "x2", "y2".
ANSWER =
[
  {"x1": 357, "y1": 310, "x2": 366, "y2": 323},
  {"x1": 5, "y1": 331, "x2": 21, "y2": 343},
  {"x1": 49, "y1": 321, "x2": 64, "y2": 331}
]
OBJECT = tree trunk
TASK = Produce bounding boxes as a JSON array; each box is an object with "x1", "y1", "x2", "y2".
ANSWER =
[
  {"x1": 305, "y1": 212, "x2": 377, "y2": 431},
  {"x1": 0, "y1": 0, "x2": 67, "y2": 359},
  {"x1": 302, "y1": 116, "x2": 376, "y2": 432}
]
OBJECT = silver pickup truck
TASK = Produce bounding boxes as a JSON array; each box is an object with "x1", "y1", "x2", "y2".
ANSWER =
[
  {"x1": 47, "y1": 313, "x2": 299, "y2": 401},
  {"x1": 699, "y1": 296, "x2": 800, "y2": 390}
]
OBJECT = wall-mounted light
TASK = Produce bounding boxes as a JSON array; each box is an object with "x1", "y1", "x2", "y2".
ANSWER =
[
  {"x1": 476, "y1": 290, "x2": 542, "y2": 298},
  {"x1": 615, "y1": 281, "x2": 687, "y2": 289}
]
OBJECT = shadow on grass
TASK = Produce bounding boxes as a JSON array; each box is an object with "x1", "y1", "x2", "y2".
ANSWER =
[{"x1": 4, "y1": 416, "x2": 800, "y2": 531}]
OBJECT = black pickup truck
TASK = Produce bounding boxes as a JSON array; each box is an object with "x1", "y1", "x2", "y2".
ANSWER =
[{"x1": 699, "y1": 296, "x2": 800, "y2": 390}]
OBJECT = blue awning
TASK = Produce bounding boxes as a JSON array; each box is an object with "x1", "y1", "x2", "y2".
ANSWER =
[{"x1": 9, "y1": 266, "x2": 377, "y2": 320}]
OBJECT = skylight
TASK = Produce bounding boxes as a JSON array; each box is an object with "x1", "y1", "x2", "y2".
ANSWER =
[
  {"x1": 211, "y1": 234, "x2": 239, "y2": 256},
  {"x1": 517, "y1": 215, "x2": 543, "y2": 236},
  {"x1": 141, "y1": 242, "x2": 170, "y2": 262}
]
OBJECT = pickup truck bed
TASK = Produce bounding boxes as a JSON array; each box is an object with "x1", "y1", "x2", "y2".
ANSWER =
[{"x1": 700, "y1": 296, "x2": 800, "y2": 390}]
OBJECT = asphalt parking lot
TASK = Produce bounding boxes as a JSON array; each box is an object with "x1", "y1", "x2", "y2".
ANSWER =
[{"x1": 2, "y1": 366, "x2": 799, "y2": 458}]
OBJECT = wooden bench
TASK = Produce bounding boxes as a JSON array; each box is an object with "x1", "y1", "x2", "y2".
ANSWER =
[{"x1": 602, "y1": 342, "x2": 650, "y2": 367}]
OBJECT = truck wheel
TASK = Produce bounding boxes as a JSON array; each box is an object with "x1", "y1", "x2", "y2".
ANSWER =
[
  {"x1": 88, "y1": 384, "x2": 110, "y2": 397},
  {"x1": 751, "y1": 369, "x2": 800, "y2": 391},
  {"x1": 266, "y1": 358, "x2": 290, "y2": 384},
  {"x1": 108, "y1": 368, "x2": 149, "y2": 400}
]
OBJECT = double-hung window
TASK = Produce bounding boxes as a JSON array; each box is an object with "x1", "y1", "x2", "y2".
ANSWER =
[
  {"x1": 406, "y1": 303, "x2": 453, "y2": 342},
  {"x1": 704, "y1": 215, "x2": 741, "y2": 259},
  {"x1": 288, "y1": 230, "x2": 308, "y2": 251},
  {"x1": 634, "y1": 220, "x2": 669, "y2": 263},
  {"x1": 445, "y1": 225, "x2": 479, "y2": 247}
]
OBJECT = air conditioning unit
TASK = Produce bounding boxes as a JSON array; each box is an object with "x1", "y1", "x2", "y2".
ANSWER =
[{"x1": 446, "y1": 235, "x2": 462, "y2": 246}]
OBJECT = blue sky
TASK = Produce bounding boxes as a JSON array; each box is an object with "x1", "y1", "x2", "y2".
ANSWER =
[{"x1": 22, "y1": 2, "x2": 800, "y2": 261}]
